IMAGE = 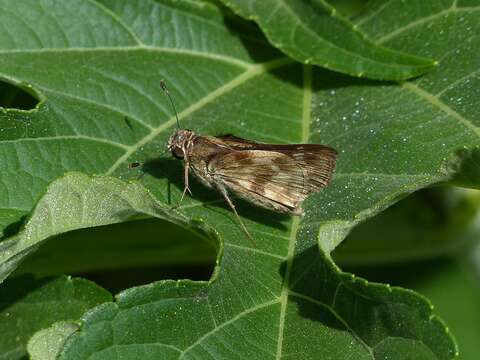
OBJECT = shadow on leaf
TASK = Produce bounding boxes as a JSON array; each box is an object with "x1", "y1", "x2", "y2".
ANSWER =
[
  {"x1": 12, "y1": 217, "x2": 217, "y2": 293},
  {"x1": 0, "y1": 274, "x2": 51, "y2": 313},
  {"x1": 141, "y1": 157, "x2": 290, "y2": 231},
  {"x1": 1, "y1": 215, "x2": 27, "y2": 241},
  {"x1": 278, "y1": 245, "x2": 363, "y2": 341}
]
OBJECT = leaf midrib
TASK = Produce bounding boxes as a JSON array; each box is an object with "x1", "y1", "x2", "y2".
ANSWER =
[
  {"x1": 275, "y1": 64, "x2": 311, "y2": 359},
  {"x1": 0, "y1": 46, "x2": 252, "y2": 69},
  {"x1": 274, "y1": 65, "x2": 372, "y2": 359},
  {"x1": 0, "y1": 136, "x2": 129, "y2": 150}
]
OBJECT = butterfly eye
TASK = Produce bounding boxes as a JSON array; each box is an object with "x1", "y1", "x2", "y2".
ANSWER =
[{"x1": 171, "y1": 146, "x2": 184, "y2": 159}]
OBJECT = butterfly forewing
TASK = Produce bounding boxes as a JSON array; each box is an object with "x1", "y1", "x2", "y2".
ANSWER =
[
  {"x1": 207, "y1": 144, "x2": 337, "y2": 214},
  {"x1": 280, "y1": 145, "x2": 337, "y2": 190}
]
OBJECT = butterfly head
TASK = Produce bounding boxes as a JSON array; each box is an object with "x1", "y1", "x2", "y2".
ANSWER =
[{"x1": 167, "y1": 129, "x2": 195, "y2": 159}]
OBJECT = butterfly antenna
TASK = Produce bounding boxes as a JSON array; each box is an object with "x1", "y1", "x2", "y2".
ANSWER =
[{"x1": 160, "y1": 80, "x2": 180, "y2": 129}]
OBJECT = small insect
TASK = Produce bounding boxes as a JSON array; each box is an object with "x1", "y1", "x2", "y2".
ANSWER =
[
  {"x1": 128, "y1": 161, "x2": 142, "y2": 169},
  {"x1": 159, "y1": 80, "x2": 336, "y2": 244}
]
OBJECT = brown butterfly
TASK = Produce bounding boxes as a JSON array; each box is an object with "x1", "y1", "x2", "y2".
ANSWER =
[{"x1": 155, "y1": 81, "x2": 337, "y2": 244}]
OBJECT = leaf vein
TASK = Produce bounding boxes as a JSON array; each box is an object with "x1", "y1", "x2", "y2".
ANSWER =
[
  {"x1": 435, "y1": 68, "x2": 480, "y2": 97},
  {"x1": 288, "y1": 291, "x2": 374, "y2": 357},
  {"x1": 84, "y1": 0, "x2": 143, "y2": 46},
  {"x1": 85, "y1": 65, "x2": 166, "y2": 118},
  {"x1": 225, "y1": 243, "x2": 287, "y2": 260},
  {"x1": 375, "y1": 6, "x2": 479, "y2": 44},
  {"x1": 355, "y1": 1, "x2": 393, "y2": 27},
  {"x1": 334, "y1": 172, "x2": 430, "y2": 179},
  {"x1": 38, "y1": 86, "x2": 154, "y2": 131},
  {"x1": 0, "y1": 46, "x2": 252, "y2": 69},
  {"x1": 179, "y1": 299, "x2": 280, "y2": 358},
  {"x1": 0, "y1": 135, "x2": 129, "y2": 150},
  {"x1": 402, "y1": 82, "x2": 480, "y2": 138}
]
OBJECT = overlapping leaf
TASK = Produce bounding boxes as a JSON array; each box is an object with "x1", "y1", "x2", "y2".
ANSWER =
[
  {"x1": 0, "y1": 0, "x2": 478, "y2": 358},
  {"x1": 220, "y1": 0, "x2": 436, "y2": 80}
]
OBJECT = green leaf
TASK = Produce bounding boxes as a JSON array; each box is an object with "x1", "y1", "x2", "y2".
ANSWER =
[
  {"x1": 219, "y1": 0, "x2": 436, "y2": 80},
  {"x1": 28, "y1": 321, "x2": 79, "y2": 360},
  {"x1": 0, "y1": 275, "x2": 111, "y2": 360},
  {"x1": 0, "y1": 173, "x2": 456, "y2": 359},
  {"x1": 0, "y1": 0, "x2": 478, "y2": 358}
]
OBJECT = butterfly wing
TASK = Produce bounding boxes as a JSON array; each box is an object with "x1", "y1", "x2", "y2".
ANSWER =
[
  {"x1": 207, "y1": 146, "x2": 336, "y2": 214},
  {"x1": 202, "y1": 134, "x2": 259, "y2": 150},
  {"x1": 272, "y1": 145, "x2": 337, "y2": 192}
]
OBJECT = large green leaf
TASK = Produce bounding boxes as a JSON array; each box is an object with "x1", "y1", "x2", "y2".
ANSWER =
[
  {"x1": 0, "y1": 0, "x2": 478, "y2": 358},
  {"x1": 1, "y1": 173, "x2": 456, "y2": 359},
  {"x1": 220, "y1": 0, "x2": 436, "y2": 80}
]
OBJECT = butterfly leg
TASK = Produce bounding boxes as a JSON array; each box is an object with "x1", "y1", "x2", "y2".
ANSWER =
[
  {"x1": 175, "y1": 161, "x2": 193, "y2": 208},
  {"x1": 217, "y1": 185, "x2": 256, "y2": 247}
]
